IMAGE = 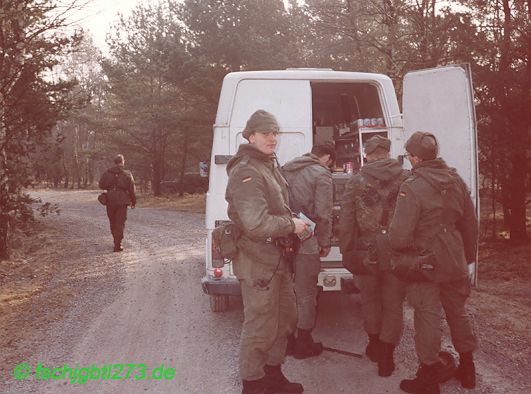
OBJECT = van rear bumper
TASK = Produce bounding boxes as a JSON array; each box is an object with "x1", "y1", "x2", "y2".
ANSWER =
[{"x1": 201, "y1": 276, "x2": 241, "y2": 296}]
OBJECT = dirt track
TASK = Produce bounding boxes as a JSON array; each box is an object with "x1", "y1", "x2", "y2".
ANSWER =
[{"x1": 1, "y1": 190, "x2": 529, "y2": 393}]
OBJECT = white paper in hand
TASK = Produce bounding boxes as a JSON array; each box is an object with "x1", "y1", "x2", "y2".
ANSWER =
[{"x1": 297, "y1": 212, "x2": 315, "y2": 241}]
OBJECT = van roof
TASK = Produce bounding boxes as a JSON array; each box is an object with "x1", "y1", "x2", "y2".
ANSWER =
[
  {"x1": 215, "y1": 69, "x2": 395, "y2": 126},
  {"x1": 223, "y1": 69, "x2": 391, "y2": 83}
]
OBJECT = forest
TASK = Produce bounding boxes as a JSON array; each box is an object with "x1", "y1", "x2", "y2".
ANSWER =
[{"x1": 0, "y1": 0, "x2": 529, "y2": 258}]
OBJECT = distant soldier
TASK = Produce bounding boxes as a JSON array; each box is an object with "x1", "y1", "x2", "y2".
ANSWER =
[
  {"x1": 389, "y1": 131, "x2": 478, "y2": 393},
  {"x1": 282, "y1": 142, "x2": 335, "y2": 359},
  {"x1": 339, "y1": 135, "x2": 409, "y2": 377},
  {"x1": 225, "y1": 110, "x2": 307, "y2": 394},
  {"x1": 98, "y1": 154, "x2": 136, "y2": 252}
]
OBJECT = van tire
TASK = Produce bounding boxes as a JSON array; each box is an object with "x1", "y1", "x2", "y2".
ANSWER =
[{"x1": 209, "y1": 295, "x2": 229, "y2": 312}]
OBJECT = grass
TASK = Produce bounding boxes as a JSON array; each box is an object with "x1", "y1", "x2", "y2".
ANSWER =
[{"x1": 136, "y1": 192, "x2": 206, "y2": 213}]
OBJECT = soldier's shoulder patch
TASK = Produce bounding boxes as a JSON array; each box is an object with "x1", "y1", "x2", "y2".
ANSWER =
[{"x1": 241, "y1": 176, "x2": 252, "y2": 183}]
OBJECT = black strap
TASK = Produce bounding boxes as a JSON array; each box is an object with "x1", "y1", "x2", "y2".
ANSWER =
[
  {"x1": 111, "y1": 169, "x2": 128, "y2": 191},
  {"x1": 322, "y1": 346, "x2": 363, "y2": 358},
  {"x1": 359, "y1": 174, "x2": 398, "y2": 229},
  {"x1": 112, "y1": 173, "x2": 119, "y2": 190}
]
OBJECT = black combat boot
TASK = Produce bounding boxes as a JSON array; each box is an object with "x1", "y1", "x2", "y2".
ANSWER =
[
  {"x1": 293, "y1": 328, "x2": 323, "y2": 359},
  {"x1": 378, "y1": 341, "x2": 395, "y2": 377},
  {"x1": 365, "y1": 333, "x2": 381, "y2": 363},
  {"x1": 242, "y1": 376, "x2": 271, "y2": 394},
  {"x1": 454, "y1": 352, "x2": 476, "y2": 389},
  {"x1": 400, "y1": 363, "x2": 441, "y2": 394},
  {"x1": 264, "y1": 364, "x2": 303, "y2": 393}
]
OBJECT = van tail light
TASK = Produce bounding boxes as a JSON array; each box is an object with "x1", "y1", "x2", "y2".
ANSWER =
[
  {"x1": 211, "y1": 237, "x2": 224, "y2": 268},
  {"x1": 213, "y1": 268, "x2": 223, "y2": 278}
]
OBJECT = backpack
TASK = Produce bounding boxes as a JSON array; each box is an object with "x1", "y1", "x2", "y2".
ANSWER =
[{"x1": 345, "y1": 171, "x2": 406, "y2": 275}]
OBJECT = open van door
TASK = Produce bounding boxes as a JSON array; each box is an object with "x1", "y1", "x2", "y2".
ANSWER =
[{"x1": 402, "y1": 64, "x2": 479, "y2": 282}]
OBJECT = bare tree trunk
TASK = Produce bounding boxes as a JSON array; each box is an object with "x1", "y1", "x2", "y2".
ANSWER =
[
  {"x1": 500, "y1": 0, "x2": 528, "y2": 240},
  {"x1": 382, "y1": 0, "x2": 399, "y2": 80},
  {"x1": 490, "y1": 177, "x2": 497, "y2": 240},
  {"x1": 489, "y1": 134, "x2": 498, "y2": 240},
  {"x1": 0, "y1": 98, "x2": 10, "y2": 259},
  {"x1": 151, "y1": 158, "x2": 162, "y2": 196},
  {"x1": 0, "y1": 214, "x2": 9, "y2": 260},
  {"x1": 178, "y1": 135, "x2": 189, "y2": 197}
]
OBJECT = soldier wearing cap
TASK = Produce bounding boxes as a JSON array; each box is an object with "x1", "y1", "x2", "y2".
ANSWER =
[
  {"x1": 98, "y1": 154, "x2": 136, "y2": 252},
  {"x1": 388, "y1": 131, "x2": 478, "y2": 393},
  {"x1": 225, "y1": 109, "x2": 307, "y2": 394},
  {"x1": 339, "y1": 135, "x2": 409, "y2": 377}
]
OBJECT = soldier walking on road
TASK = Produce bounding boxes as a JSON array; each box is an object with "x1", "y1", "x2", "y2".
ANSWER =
[
  {"x1": 225, "y1": 110, "x2": 308, "y2": 394},
  {"x1": 389, "y1": 131, "x2": 478, "y2": 394},
  {"x1": 282, "y1": 142, "x2": 335, "y2": 359},
  {"x1": 98, "y1": 154, "x2": 136, "y2": 252},
  {"x1": 338, "y1": 135, "x2": 409, "y2": 377}
]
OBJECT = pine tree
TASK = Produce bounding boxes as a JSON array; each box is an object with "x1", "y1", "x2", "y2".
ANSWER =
[{"x1": 0, "y1": 1, "x2": 81, "y2": 258}]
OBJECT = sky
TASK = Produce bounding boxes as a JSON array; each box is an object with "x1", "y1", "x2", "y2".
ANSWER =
[
  {"x1": 69, "y1": 0, "x2": 158, "y2": 52},
  {"x1": 70, "y1": 0, "x2": 295, "y2": 52}
]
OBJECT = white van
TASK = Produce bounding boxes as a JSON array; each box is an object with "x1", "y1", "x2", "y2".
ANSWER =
[{"x1": 201, "y1": 65, "x2": 478, "y2": 312}]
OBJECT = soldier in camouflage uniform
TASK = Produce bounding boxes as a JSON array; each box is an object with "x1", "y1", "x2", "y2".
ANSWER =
[
  {"x1": 282, "y1": 142, "x2": 335, "y2": 359},
  {"x1": 98, "y1": 154, "x2": 136, "y2": 252},
  {"x1": 389, "y1": 132, "x2": 478, "y2": 394},
  {"x1": 339, "y1": 135, "x2": 409, "y2": 377},
  {"x1": 226, "y1": 110, "x2": 307, "y2": 394}
]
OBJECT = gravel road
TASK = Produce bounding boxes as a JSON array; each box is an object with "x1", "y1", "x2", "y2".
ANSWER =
[{"x1": 3, "y1": 190, "x2": 528, "y2": 394}]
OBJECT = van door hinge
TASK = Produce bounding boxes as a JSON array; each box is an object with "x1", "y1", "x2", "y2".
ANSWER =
[{"x1": 215, "y1": 155, "x2": 233, "y2": 164}]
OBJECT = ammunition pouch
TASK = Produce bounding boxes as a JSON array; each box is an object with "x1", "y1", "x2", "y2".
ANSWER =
[
  {"x1": 391, "y1": 250, "x2": 436, "y2": 283},
  {"x1": 342, "y1": 231, "x2": 392, "y2": 276},
  {"x1": 342, "y1": 250, "x2": 378, "y2": 276},
  {"x1": 97, "y1": 192, "x2": 107, "y2": 206},
  {"x1": 373, "y1": 231, "x2": 393, "y2": 271},
  {"x1": 212, "y1": 223, "x2": 242, "y2": 262}
]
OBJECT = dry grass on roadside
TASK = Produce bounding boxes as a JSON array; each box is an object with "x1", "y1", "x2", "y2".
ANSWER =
[{"x1": 136, "y1": 192, "x2": 206, "y2": 213}]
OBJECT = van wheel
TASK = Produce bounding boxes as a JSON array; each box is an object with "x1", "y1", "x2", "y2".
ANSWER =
[{"x1": 209, "y1": 295, "x2": 229, "y2": 312}]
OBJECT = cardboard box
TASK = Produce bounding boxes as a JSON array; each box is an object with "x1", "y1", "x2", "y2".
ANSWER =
[{"x1": 315, "y1": 126, "x2": 334, "y2": 144}]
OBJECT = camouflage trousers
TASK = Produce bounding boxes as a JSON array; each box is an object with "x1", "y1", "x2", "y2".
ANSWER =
[
  {"x1": 358, "y1": 271, "x2": 406, "y2": 346},
  {"x1": 239, "y1": 271, "x2": 297, "y2": 381},
  {"x1": 106, "y1": 204, "x2": 128, "y2": 244},
  {"x1": 407, "y1": 279, "x2": 477, "y2": 365},
  {"x1": 294, "y1": 253, "x2": 321, "y2": 330}
]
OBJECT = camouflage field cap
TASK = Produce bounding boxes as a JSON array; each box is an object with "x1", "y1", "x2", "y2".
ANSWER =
[
  {"x1": 364, "y1": 135, "x2": 391, "y2": 155},
  {"x1": 242, "y1": 109, "x2": 280, "y2": 140},
  {"x1": 405, "y1": 131, "x2": 438, "y2": 160}
]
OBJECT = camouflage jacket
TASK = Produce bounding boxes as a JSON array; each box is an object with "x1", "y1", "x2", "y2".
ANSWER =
[
  {"x1": 282, "y1": 153, "x2": 333, "y2": 254},
  {"x1": 98, "y1": 166, "x2": 136, "y2": 206},
  {"x1": 225, "y1": 144, "x2": 294, "y2": 279},
  {"x1": 388, "y1": 158, "x2": 478, "y2": 283},
  {"x1": 339, "y1": 158, "x2": 409, "y2": 273}
]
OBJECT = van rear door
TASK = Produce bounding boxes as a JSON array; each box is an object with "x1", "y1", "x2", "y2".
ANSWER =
[
  {"x1": 402, "y1": 64, "x2": 479, "y2": 208},
  {"x1": 402, "y1": 64, "x2": 479, "y2": 281},
  {"x1": 230, "y1": 79, "x2": 312, "y2": 164}
]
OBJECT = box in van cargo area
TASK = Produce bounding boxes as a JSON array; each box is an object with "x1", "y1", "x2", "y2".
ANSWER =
[{"x1": 201, "y1": 66, "x2": 479, "y2": 312}]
